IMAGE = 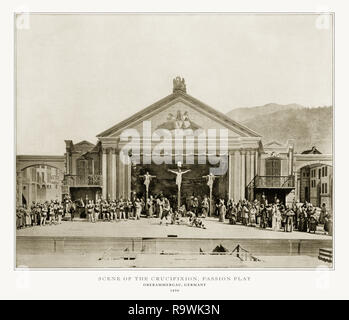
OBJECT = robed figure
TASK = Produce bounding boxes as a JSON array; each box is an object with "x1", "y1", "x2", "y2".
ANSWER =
[{"x1": 202, "y1": 173, "x2": 218, "y2": 217}]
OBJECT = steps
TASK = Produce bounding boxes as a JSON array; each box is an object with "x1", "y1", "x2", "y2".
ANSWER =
[{"x1": 318, "y1": 248, "x2": 333, "y2": 263}]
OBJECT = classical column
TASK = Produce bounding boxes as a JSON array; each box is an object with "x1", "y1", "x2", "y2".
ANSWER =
[
  {"x1": 118, "y1": 151, "x2": 125, "y2": 198},
  {"x1": 251, "y1": 151, "x2": 255, "y2": 180},
  {"x1": 111, "y1": 149, "x2": 117, "y2": 200},
  {"x1": 102, "y1": 148, "x2": 107, "y2": 199},
  {"x1": 107, "y1": 148, "x2": 114, "y2": 200},
  {"x1": 228, "y1": 151, "x2": 234, "y2": 199},
  {"x1": 255, "y1": 150, "x2": 259, "y2": 176},
  {"x1": 240, "y1": 151, "x2": 246, "y2": 200},
  {"x1": 126, "y1": 161, "x2": 131, "y2": 198},
  {"x1": 234, "y1": 150, "x2": 241, "y2": 201},
  {"x1": 245, "y1": 151, "x2": 251, "y2": 187}
]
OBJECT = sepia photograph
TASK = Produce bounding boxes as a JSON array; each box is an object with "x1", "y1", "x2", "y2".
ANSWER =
[{"x1": 15, "y1": 13, "x2": 334, "y2": 269}]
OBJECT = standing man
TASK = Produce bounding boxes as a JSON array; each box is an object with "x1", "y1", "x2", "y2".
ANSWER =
[
  {"x1": 160, "y1": 197, "x2": 171, "y2": 226},
  {"x1": 30, "y1": 201, "x2": 36, "y2": 226},
  {"x1": 201, "y1": 196, "x2": 209, "y2": 218},
  {"x1": 41, "y1": 202, "x2": 47, "y2": 226},
  {"x1": 217, "y1": 199, "x2": 226, "y2": 223},
  {"x1": 135, "y1": 198, "x2": 142, "y2": 220},
  {"x1": 57, "y1": 201, "x2": 64, "y2": 224}
]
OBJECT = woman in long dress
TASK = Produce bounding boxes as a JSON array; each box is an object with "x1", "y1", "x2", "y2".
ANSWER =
[
  {"x1": 272, "y1": 204, "x2": 278, "y2": 231},
  {"x1": 147, "y1": 196, "x2": 154, "y2": 218},
  {"x1": 249, "y1": 205, "x2": 256, "y2": 227},
  {"x1": 218, "y1": 199, "x2": 226, "y2": 223},
  {"x1": 24, "y1": 205, "x2": 31, "y2": 227}
]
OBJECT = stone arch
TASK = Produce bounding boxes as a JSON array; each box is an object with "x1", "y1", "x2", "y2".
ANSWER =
[
  {"x1": 16, "y1": 155, "x2": 65, "y2": 173},
  {"x1": 16, "y1": 155, "x2": 65, "y2": 206}
]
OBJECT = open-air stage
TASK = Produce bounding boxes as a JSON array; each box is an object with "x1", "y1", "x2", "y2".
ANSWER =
[{"x1": 16, "y1": 218, "x2": 333, "y2": 269}]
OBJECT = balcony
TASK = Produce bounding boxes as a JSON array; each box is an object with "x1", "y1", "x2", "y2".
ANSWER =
[
  {"x1": 252, "y1": 175, "x2": 295, "y2": 189},
  {"x1": 64, "y1": 174, "x2": 103, "y2": 187}
]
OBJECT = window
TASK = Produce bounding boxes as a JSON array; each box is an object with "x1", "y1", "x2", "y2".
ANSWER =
[
  {"x1": 325, "y1": 166, "x2": 328, "y2": 177},
  {"x1": 318, "y1": 169, "x2": 321, "y2": 179},
  {"x1": 266, "y1": 158, "x2": 281, "y2": 176},
  {"x1": 325, "y1": 183, "x2": 328, "y2": 194}
]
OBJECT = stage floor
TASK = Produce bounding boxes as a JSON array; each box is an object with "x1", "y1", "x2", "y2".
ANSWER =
[
  {"x1": 16, "y1": 217, "x2": 331, "y2": 240},
  {"x1": 17, "y1": 253, "x2": 331, "y2": 269}
]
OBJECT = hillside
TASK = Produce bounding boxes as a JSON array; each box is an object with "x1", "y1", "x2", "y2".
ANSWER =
[{"x1": 227, "y1": 104, "x2": 333, "y2": 154}]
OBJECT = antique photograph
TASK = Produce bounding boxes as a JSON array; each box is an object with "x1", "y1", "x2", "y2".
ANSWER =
[{"x1": 15, "y1": 13, "x2": 333, "y2": 269}]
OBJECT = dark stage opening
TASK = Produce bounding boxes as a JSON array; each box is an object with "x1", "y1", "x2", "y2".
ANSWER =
[
  {"x1": 70, "y1": 187, "x2": 102, "y2": 218},
  {"x1": 131, "y1": 160, "x2": 228, "y2": 210},
  {"x1": 255, "y1": 188, "x2": 293, "y2": 205}
]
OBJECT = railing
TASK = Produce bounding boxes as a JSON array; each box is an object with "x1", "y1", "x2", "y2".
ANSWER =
[
  {"x1": 64, "y1": 174, "x2": 103, "y2": 187},
  {"x1": 253, "y1": 175, "x2": 295, "y2": 189}
]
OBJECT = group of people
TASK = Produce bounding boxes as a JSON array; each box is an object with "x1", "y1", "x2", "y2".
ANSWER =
[
  {"x1": 78, "y1": 194, "x2": 206, "y2": 228},
  {"x1": 16, "y1": 200, "x2": 64, "y2": 229},
  {"x1": 16, "y1": 192, "x2": 332, "y2": 235},
  {"x1": 84, "y1": 198, "x2": 143, "y2": 222},
  {"x1": 214, "y1": 196, "x2": 332, "y2": 234}
]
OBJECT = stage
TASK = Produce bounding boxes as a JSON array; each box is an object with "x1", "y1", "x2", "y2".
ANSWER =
[
  {"x1": 16, "y1": 217, "x2": 331, "y2": 240},
  {"x1": 16, "y1": 218, "x2": 332, "y2": 268}
]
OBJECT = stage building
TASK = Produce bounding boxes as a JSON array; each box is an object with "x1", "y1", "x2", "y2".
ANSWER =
[
  {"x1": 60, "y1": 77, "x2": 333, "y2": 208},
  {"x1": 16, "y1": 77, "x2": 333, "y2": 210}
]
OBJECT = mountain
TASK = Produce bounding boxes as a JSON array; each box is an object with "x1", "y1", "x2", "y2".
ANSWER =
[{"x1": 227, "y1": 103, "x2": 333, "y2": 154}]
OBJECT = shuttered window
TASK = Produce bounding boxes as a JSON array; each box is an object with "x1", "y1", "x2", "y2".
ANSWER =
[
  {"x1": 77, "y1": 159, "x2": 94, "y2": 176},
  {"x1": 266, "y1": 158, "x2": 281, "y2": 176}
]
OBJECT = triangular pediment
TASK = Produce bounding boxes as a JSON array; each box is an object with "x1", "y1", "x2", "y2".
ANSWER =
[
  {"x1": 264, "y1": 140, "x2": 284, "y2": 148},
  {"x1": 97, "y1": 92, "x2": 261, "y2": 139}
]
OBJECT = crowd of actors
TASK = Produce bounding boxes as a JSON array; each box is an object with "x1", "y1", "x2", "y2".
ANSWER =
[
  {"x1": 16, "y1": 200, "x2": 64, "y2": 228},
  {"x1": 69, "y1": 194, "x2": 207, "y2": 228},
  {"x1": 15, "y1": 194, "x2": 207, "y2": 229},
  {"x1": 16, "y1": 193, "x2": 332, "y2": 235},
  {"x1": 221, "y1": 195, "x2": 333, "y2": 235}
]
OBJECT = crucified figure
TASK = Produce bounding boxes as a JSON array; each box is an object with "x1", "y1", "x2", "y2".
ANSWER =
[
  {"x1": 140, "y1": 172, "x2": 156, "y2": 215},
  {"x1": 168, "y1": 168, "x2": 191, "y2": 208},
  {"x1": 140, "y1": 172, "x2": 156, "y2": 194}
]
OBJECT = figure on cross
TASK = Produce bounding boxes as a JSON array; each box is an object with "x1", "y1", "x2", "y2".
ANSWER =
[
  {"x1": 202, "y1": 172, "x2": 219, "y2": 217},
  {"x1": 168, "y1": 165, "x2": 191, "y2": 209}
]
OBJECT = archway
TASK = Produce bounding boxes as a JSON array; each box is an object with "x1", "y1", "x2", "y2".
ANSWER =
[{"x1": 16, "y1": 155, "x2": 65, "y2": 206}]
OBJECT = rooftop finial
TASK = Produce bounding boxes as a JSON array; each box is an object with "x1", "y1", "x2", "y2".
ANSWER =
[{"x1": 173, "y1": 76, "x2": 186, "y2": 94}]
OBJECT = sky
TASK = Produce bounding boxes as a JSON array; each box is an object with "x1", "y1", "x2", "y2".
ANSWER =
[{"x1": 16, "y1": 14, "x2": 333, "y2": 155}]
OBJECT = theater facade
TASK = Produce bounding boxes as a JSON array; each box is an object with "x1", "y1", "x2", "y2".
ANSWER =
[{"x1": 60, "y1": 77, "x2": 332, "y2": 209}]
